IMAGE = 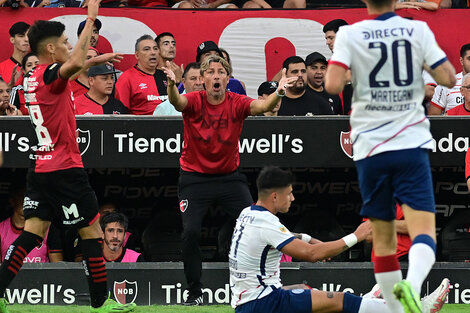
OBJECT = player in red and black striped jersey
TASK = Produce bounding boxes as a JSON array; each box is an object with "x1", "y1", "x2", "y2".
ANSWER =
[{"x1": 0, "y1": 2, "x2": 135, "y2": 313}]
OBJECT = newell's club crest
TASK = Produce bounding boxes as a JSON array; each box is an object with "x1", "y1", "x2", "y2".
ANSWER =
[
  {"x1": 114, "y1": 280, "x2": 138, "y2": 304},
  {"x1": 340, "y1": 131, "x2": 353, "y2": 159},
  {"x1": 180, "y1": 199, "x2": 188, "y2": 212},
  {"x1": 76, "y1": 128, "x2": 91, "y2": 156}
]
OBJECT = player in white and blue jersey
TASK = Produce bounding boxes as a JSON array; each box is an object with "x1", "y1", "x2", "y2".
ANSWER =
[
  {"x1": 229, "y1": 166, "x2": 400, "y2": 313},
  {"x1": 324, "y1": 1, "x2": 456, "y2": 313}
]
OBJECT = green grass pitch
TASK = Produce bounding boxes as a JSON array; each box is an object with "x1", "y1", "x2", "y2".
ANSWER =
[{"x1": 5, "y1": 304, "x2": 470, "y2": 312}]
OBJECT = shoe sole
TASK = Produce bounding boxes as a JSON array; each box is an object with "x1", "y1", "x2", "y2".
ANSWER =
[{"x1": 394, "y1": 282, "x2": 423, "y2": 313}]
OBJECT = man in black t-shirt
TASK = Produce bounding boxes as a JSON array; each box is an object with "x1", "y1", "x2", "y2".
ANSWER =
[
  {"x1": 277, "y1": 56, "x2": 333, "y2": 116},
  {"x1": 305, "y1": 52, "x2": 343, "y2": 115}
]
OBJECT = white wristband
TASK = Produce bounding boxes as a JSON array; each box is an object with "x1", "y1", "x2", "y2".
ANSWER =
[
  {"x1": 342, "y1": 234, "x2": 358, "y2": 248},
  {"x1": 301, "y1": 234, "x2": 312, "y2": 243}
]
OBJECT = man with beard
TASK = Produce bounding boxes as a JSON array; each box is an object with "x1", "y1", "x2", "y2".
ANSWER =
[
  {"x1": 277, "y1": 56, "x2": 333, "y2": 116},
  {"x1": 100, "y1": 212, "x2": 143, "y2": 263},
  {"x1": 77, "y1": 18, "x2": 101, "y2": 49},
  {"x1": 115, "y1": 35, "x2": 167, "y2": 115},
  {"x1": 163, "y1": 55, "x2": 296, "y2": 305},
  {"x1": 305, "y1": 52, "x2": 343, "y2": 115}
]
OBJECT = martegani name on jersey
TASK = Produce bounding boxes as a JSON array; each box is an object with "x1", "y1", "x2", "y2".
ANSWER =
[{"x1": 368, "y1": 88, "x2": 415, "y2": 111}]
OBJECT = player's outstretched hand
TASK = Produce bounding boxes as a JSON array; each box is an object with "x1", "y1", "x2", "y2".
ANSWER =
[
  {"x1": 162, "y1": 61, "x2": 177, "y2": 86},
  {"x1": 277, "y1": 68, "x2": 297, "y2": 95},
  {"x1": 354, "y1": 220, "x2": 372, "y2": 243},
  {"x1": 87, "y1": 0, "x2": 101, "y2": 20}
]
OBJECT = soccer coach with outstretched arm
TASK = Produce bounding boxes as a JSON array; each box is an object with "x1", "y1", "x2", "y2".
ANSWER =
[{"x1": 163, "y1": 55, "x2": 296, "y2": 306}]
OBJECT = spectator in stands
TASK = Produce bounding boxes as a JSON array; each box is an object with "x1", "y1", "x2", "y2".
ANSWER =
[
  {"x1": 154, "y1": 62, "x2": 203, "y2": 116},
  {"x1": 446, "y1": 73, "x2": 470, "y2": 115},
  {"x1": 238, "y1": 0, "x2": 304, "y2": 8},
  {"x1": 75, "y1": 64, "x2": 129, "y2": 115},
  {"x1": 173, "y1": 0, "x2": 237, "y2": 9},
  {"x1": 77, "y1": 18, "x2": 101, "y2": 49},
  {"x1": 10, "y1": 52, "x2": 39, "y2": 115},
  {"x1": 100, "y1": 212, "x2": 143, "y2": 262},
  {"x1": 98, "y1": 199, "x2": 137, "y2": 250},
  {"x1": 0, "y1": 22, "x2": 29, "y2": 87},
  {"x1": 128, "y1": 0, "x2": 167, "y2": 7},
  {"x1": 429, "y1": 43, "x2": 470, "y2": 115},
  {"x1": 70, "y1": 47, "x2": 98, "y2": 98},
  {"x1": 323, "y1": 19, "x2": 348, "y2": 54},
  {"x1": 155, "y1": 32, "x2": 181, "y2": 92},
  {"x1": 0, "y1": 183, "x2": 63, "y2": 263},
  {"x1": 323, "y1": 19, "x2": 352, "y2": 115},
  {"x1": 305, "y1": 52, "x2": 343, "y2": 115},
  {"x1": 115, "y1": 35, "x2": 167, "y2": 115},
  {"x1": 163, "y1": 55, "x2": 296, "y2": 305},
  {"x1": 277, "y1": 56, "x2": 334, "y2": 116},
  {"x1": 396, "y1": 0, "x2": 441, "y2": 10},
  {"x1": 0, "y1": 78, "x2": 20, "y2": 116},
  {"x1": 257, "y1": 81, "x2": 280, "y2": 116},
  {"x1": 219, "y1": 48, "x2": 246, "y2": 95}
]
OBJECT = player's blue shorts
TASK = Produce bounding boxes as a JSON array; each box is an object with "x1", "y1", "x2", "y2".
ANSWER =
[
  {"x1": 235, "y1": 288, "x2": 312, "y2": 313},
  {"x1": 355, "y1": 148, "x2": 435, "y2": 221}
]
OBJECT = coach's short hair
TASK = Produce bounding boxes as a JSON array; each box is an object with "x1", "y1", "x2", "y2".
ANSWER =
[
  {"x1": 322, "y1": 19, "x2": 348, "y2": 34},
  {"x1": 282, "y1": 56, "x2": 306, "y2": 72},
  {"x1": 135, "y1": 34, "x2": 155, "y2": 52},
  {"x1": 100, "y1": 212, "x2": 129, "y2": 232},
  {"x1": 200, "y1": 55, "x2": 231, "y2": 77},
  {"x1": 256, "y1": 166, "x2": 295, "y2": 193},
  {"x1": 27, "y1": 20, "x2": 65, "y2": 55},
  {"x1": 460, "y1": 44, "x2": 470, "y2": 58}
]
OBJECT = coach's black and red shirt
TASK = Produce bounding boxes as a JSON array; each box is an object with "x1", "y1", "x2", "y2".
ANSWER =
[
  {"x1": 24, "y1": 63, "x2": 83, "y2": 173},
  {"x1": 75, "y1": 93, "x2": 129, "y2": 115},
  {"x1": 180, "y1": 91, "x2": 253, "y2": 174}
]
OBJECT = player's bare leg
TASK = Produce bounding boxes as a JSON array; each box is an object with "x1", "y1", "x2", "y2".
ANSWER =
[
  {"x1": 370, "y1": 219, "x2": 405, "y2": 313},
  {"x1": 310, "y1": 289, "x2": 393, "y2": 313}
]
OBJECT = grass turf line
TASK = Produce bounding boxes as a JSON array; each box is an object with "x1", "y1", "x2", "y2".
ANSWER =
[{"x1": 5, "y1": 304, "x2": 470, "y2": 313}]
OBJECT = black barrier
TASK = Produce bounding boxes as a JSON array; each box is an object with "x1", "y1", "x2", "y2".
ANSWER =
[
  {"x1": 7, "y1": 262, "x2": 470, "y2": 306},
  {"x1": 1, "y1": 116, "x2": 470, "y2": 168}
]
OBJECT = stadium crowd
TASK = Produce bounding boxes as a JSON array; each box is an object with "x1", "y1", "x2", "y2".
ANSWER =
[{"x1": 0, "y1": 3, "x2": 470, "y2": 312}]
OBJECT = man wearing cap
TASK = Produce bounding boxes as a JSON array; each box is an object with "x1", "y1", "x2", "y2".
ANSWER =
[
  {"x1": 75, "y1": 64, "x2": 128, "y2": 115},
  {"x1": 305, "y1": 52, "x2": 343, "y2": 115},
  {"x1": 277, "y1": 56, "x2": 333, "y2": 116},
  {"x1": 154, "y1": 62, "x2": 203, "y2": 116},
  {"x1": 163, "y1": 55, "x2": 296, "y2": 306},
  {"x1": 77, "y1": 18, "x2": 102, "y2": 49},
  {"x1": 115, "y1": 35, "x2": 167, "y2": 115},
  {"x1": 0, "y1": 22, "x2": 30, "y2": 86},
  {"x1": 257, "y1": 81, "x2": 281, "y2": 116}
]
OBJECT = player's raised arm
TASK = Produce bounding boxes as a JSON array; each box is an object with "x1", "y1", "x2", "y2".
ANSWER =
[{"x1": 59, "y1": 0, "x2": 101, "y2": 80}]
